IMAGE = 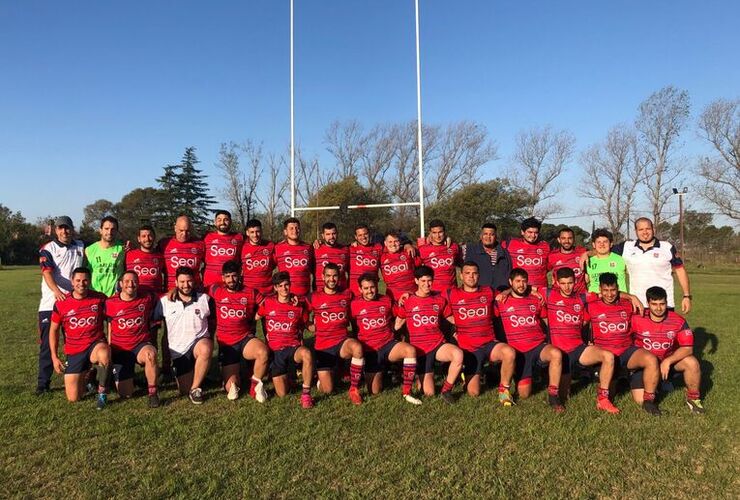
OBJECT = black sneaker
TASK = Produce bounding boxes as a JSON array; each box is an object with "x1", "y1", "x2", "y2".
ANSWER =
[
  {"x1": 148, "y1": 393, "x2": 160, "y2": 408},
  {"x1": 642, "y1": 400, "x2": 661, "y2": 416},
  {"x1": 440, "y1": 391, "x2": 456, "y2": 405},
  {"x1": 548, "y1": 394, "x2": 566, "y2": 413},
  {"x1": 189, "y1": 388, "x2": 204, "y2": 405},
  {"x1": 35, "y1": 386, "x2": 51, "y2": 396}
]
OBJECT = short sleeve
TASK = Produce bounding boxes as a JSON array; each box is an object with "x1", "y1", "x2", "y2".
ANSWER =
[
  {"x1": 612, "y1": 241, "x2": 625, "y2": 256},
  {"x1": 39, "y1": 248, "x2": 55, "y2": 272},
  {"x1": 669, "y1": 244, "x2": 684, "y2": 268},
  {"x1": 677, "y1": 320, "x2": 693, "y2": 347}
]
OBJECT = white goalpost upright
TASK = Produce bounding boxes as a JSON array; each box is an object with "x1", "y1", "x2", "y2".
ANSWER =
[{"x1": 289, "y1": 0, "x2": 426, "y2": 237}]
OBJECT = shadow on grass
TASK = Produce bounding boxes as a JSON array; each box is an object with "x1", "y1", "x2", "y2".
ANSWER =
[{"x1": 691, "y1": 326, "x2": 716, "y2": 397}]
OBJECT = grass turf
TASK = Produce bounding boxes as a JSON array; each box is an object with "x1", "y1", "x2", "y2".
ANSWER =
[{"x1": 0, "y1": 265, "x2": 738, "y2": 498}]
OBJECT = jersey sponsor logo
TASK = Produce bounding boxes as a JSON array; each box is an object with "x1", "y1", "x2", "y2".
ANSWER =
[
  {"x1": 219, "y1": 306, "x2": 246, "y2": 319},
  {"x1": 284, "y1": 256, "x2": 309, "y2": 268},
  {"x1": 382, "y1": 262, "x2": 408, "y2": 275},
  {"x1": 516, "y1": 255, "x2": 544, "y2": 267},
  {"x1": 597, "y1": 321, "x2": 628, "y2": 334},
  {"x1": 458, "y1": 305, "x2": 488, "y2": 320},
  {"x1": 412, "y1": 313, "x2": 438, "y2": 327},
  {"x1": 642, "y1": 338, "x2": 673, "y2": 351},
  {"x1": 69, "y1": 315, "x2": 97, "y2": 329},
  {"x1": 430, "y1": 256, "x2": 454, "y2": 267},
  {"x1": 244, "y1": 256, "x2": 270, "y2": 270},
  {"x1": 134, "y1": 264, "x2": 159, "y2": 276},
  {"x1": 170, "y1": 256, "x2": 197, "y2": 268},
  {"x1": 320, "y1": 311, "x2": 346, "y2": 322},
  {"x1": 355, "y1": 255, "x2": 378, "y2": 267},
  {"x1": 117, "y1": 316, "x2": 143, "y2": 329},
  {"x1": 509, "y1": 315, "x2": 536, "y2": 328},
  {"x1": 267, "y1": 319, "x2": 293, "y2": 331},
  {"x1": 210, "y1": 246, "x2": 236, "y2": 257},
  {"x1": 361, "y1": 317, "x2": 386, "y2": 329},
  {"x1": 555, "y1": 309, "x2": 580, "y2": 324}
]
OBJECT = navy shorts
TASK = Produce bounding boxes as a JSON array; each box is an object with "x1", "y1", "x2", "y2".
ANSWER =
[
  {"x1": 270, "y1": 346, "x2": 300, "y2": 377},
  {"x1": 630, "y1": 365, "x2": 677, "y2": 390},
  {"x1": 112, "y1": 342, "x2": 153, "y2": 382},
  {"x1": 315, "y1": 341, "x2": 345, "y2": 371},
  {"x1": 462, "y1": 341, "x2": 497, "y2": 376},
  {"x1": 218, "y1": 336, "x2": 254, "y2": 367},
  {"x1": 364, "y1": 340, "x2": 399, "y2": 374},
  {"x1": 66, "y1": 341, "x2": 106, "y2": 374},
  {"x1": 561, "y1": 343, "x2": 589, "y2": 376},
  {"x1": 416, "y1": 342, "x2": 445, "y2": 375},
  {"x1": 172, "y1": 339, "x2": 209, "y2": 378},
  {"x1": 514, "y1": 342, "x2": 549, "y2": 383},
  {"x1": 616, "y1": 346, "x2": 640, "y2": 374}
]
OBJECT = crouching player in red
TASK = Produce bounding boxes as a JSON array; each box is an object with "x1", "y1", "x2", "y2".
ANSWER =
[
  {"x1": 448, "y1": 262, "x2": 516, "y2": 405},
  {"x1": 394, "y1": 266, "x2": 463, "y2": 404},
  {"x1": 210, "y1": 261, "x2": 269, "y2": 403},
  {"x1": 495, "y1": 268, "x2": 566, "y2": 412},
  {"x1": 105, "y1": 271, "x2": 160, "y2": 408},
  {"x1": 49, "y1": 267, "x2": 111, "y2": 410},
  {"x1": 350, "y1": 273, "x2": 422, "y2": 405},
  {"x1": 631, "y1": 286, "x2": 705, "y2": 414},
  {"x1": 547, "y1": 268, "x2": 619, "y2": 413},
  {"x1": 256, "y1": 272, "x2": 314, "y2": 408},
  {"x1": 307, "y1": 263, "x2": 364, "y2": 405}
]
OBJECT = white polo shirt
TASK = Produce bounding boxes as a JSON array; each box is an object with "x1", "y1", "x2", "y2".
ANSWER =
[
  {"x1": 156, "y1": 292, "x2": 212, "y2": 358},
  {"x1": 38, "y1": 239, "x2": 85, "y2": 312},
  {"x1": 616, "y1": 239, "x2": 683, "y2": 308}
]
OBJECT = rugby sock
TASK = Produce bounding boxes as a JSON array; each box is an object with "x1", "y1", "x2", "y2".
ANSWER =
[
  {"x1": 148, "y1": 385, "x2": 157, "y2": 396},
  {"x1": 250, "y1": 376, "x2": 260, "y2": 395},
  {"x1": 350, "y1": 358, "x2": 364, "y2": 389},
  {"x1": 498, "y1": 383, "x2": 511, "y2": 394},
  {"x1": 686, "y1": 389, "x2": 700, "y2": 400},
  {"x1": 441, "y1": 380, "x2": 453, "y2": 394},
  {"x1": 547, "y1": 385, "x2": 559, "y2": 397},
  {"x1": 402, "y1": 358, "x2": 416, "y2": 396},
  {"x1": 597, "y1": 387, "x2": 609, "y2": 401},
  {"x1": 643, "y1": 391, "x2": 656, "y2": 402},
  {"x1": 96, "y1": 364, "x2": 109, "y2": 394},
  {"x1": 302, "y1": 385, "x2": 311, "y2": 395}
]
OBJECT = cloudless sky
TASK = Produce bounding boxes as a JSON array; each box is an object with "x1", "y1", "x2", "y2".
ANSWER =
[{"x1": 1, "y1": 0, "x2": 738, "y2": 231}]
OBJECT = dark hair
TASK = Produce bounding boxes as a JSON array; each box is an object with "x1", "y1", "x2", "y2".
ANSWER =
[
  {"x1": 100, "y1": 215, "x2": 119, "y2": 229},
  {"x1": 592, "y1": 228, "x2": 614, "y2": 243},
  {"x1": 246, "y1": 219, "x2": 262, "y2": 230},
  {"x1": 321, "y1": 222, "x2": 337, "y2": 232},
  {"x1": 645, "y1": 286, "x2": 667, "y2": 302},
  {"x1": 283, "y1": 217, "x2": 300, "y2": 229},
  {"x1": 428, "y1": 219, "x2": 445, "y2": 231},
  {"x1": 120, "y1": 270, "x2": 139, "y2": 281},
  {"x1": 462, "y1": 260, "x2": 479, "y2": 270},
  {"x1": 481, "y1": 222, "x2": 497, "y2": 231},
  {"x1": 509, "y1": 267, "x2": 528, "y2": 281},
  {"x1": 634, "y1": 217, "x2": 654, "y2": 229},
  {"x1": 221, "y1": 260, "x2": 241, "y2": 275},
  {"x1": 520, "y1": 217, "x2": 541, "y2": 231},
  {"x1": 272, "y1": 271, "x2": 291, "y2": 286},
  {"x1": 354, "y1": 224, "x2": 369, "y2": 233},
  {"x1": 555, "y1": 267, "x2": 575, "y2": 281},
  {"x1": 598, "y1": 272, "x2": 618, "y2": 287},
  {"x1": 176, "y1": 266, "x2": 195, "y2": 278},
  {"x1": 323, "y1": 262, "x2": 340, "y2": 274},
  {"x1": 558, "y1": 226, "x2": 574, "y2": 237},
  {"x1": 414, "y1": 265, "x2": 434, "y2": 280},
  {"x1": 138, "y1": 224, "x2": 155, "y2": 235},
  {"x1": 358, "y1": 272, "x2": 378, "y2": 286},
  {"x1": 72, "y1": 266, "x2": 92, "y2": 278},
  {"x1": 384, "y1": 230, "x2": 401, "y2": 239},
  {"x1": 215, "y1": 209, "x2": 232, "y2": 219}
]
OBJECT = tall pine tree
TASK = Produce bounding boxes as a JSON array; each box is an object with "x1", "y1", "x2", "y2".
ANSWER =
[{"x1": 157, "y1": 147, "x2": 215, "y2": 233}]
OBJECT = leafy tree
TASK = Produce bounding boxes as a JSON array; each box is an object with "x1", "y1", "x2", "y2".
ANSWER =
[
  {"x1": 113, "y1": 187, "x2": 168, "y2": 237},
  {"x1": 0, "y1": 205, "x2": 43, "y2": 265}
]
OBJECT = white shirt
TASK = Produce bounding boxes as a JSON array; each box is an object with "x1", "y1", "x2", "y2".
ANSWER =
[
  {"x1": 38, "y1": 239, "x2": 85, "y2": 312},
  {"x1": 618, "y1": 239, "x2": 683, "y2": 308},
  {"x1": 156, "y1": 293, "x2": 212, "y2": 358}
]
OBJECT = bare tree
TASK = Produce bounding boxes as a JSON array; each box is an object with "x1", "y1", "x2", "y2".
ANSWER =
[
  {"x1": 294, "y1": 145, "x2": 336, "y2": 209},
  {"x1": 508, "y1": 125, "x2": 575, "y2": 218},
  {"x1": 580, "y1": 125, "x2": 647, "y2": 237},
  {"x1": 325, "y1": 120, "x2": 368, "y2": 178},
  {"x1": 635, "y1": 86, "x2": 691, "y2": 229},
  {"x1": 257, "y1": 153, "x2": 289, "y2": 240},
  {"x1": 359, "y1": 124, "x2": 396, "y2": 195},
  {"x1": 216, "y1": 141, "x2": 262, "y2": 227},
  {"x1": 696, "y1": 98, "x2": 740, "y2": 220}
]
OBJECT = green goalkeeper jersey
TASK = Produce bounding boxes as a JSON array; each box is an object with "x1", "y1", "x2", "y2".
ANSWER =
[
  {"x1": 85, "y1": 241, "x2": 125, "y2": 296},
  {"x1": 585, "y1": 252, "x2": 627, "y2": 293}
]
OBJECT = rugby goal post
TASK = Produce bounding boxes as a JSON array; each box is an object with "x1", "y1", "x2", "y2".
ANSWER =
[{"x1": 289, "y1": 0, "x2": 427, "y2": 237}]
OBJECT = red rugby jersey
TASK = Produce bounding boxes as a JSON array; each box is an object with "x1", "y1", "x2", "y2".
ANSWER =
[
  {"x1": 631, "y1": 312, "x2": 693, "y2": 361},
  {"x1": 447, "y1": 286, "x2": 496, "y2": 351},
  {"x1": 274, "y1": 241, "x2": 314, "y2": 297},
  {"x1": 158, "y1": 237, "x2": 205, "y2": 289},
  {"x1": 202, "y1": 232, "x2": 244, "y2": 287},
  {"x1": 546, "y1": 288, "x2": 589, "y2": 353},
  {"x1": 308, "y1": 289, "x2": 352, "y2": 350},
  {"x1": 241, "y1": 240, "x2": 275, "y2": 295},
  {"x1": 348, "y1": 243, "x2": 382, "y2": 295},
  {"x1": 396, "y1": 293, "x2": 451, "y2": 354},
  {"x1": 51, "y1": 291, "x2": 107, "y2": 355},
  {"x1": 209, "y1": 283, "x2": 262, "y2": 346},
  {"x1": 418, "y1": 243, "x2": 461, "y2": 292},
  {"x1": 313, "y1": 243, "x2": 350, "y2": 291},
  {"x1": 125, "y1": 249, "x2": 165, "y2": 294},
  {"x1": 503, "y1": 238, "x2": 550, "y2": 288},
  {"x1": 349, "y1": 294, "x2": 394, "y2": 351},
  {"x1": 586, "y1": 294, "x2": 633, "y2": 355},
  {"x1": 494, "y1": 294, "x2": 547, "y2": 352},
  {"x1": 257, "y1": 295, "x2": 308, "y2": 351},
  {"x1": 379, "y1": 251, "x2": 417, "y2": 302},
  {"x1": 548, "y1": 246, "x2": 587, "y2": 293},
  {"x1": 105, "y1": 293, "x2": 157, "y2": 351}
]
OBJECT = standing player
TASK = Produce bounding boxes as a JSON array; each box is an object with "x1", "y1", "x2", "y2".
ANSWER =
[
  {"x1": 631, "y1": 286, "x2": 704, "y2": 413},
  {"x1": 105, "y1": 271, "x2": 160, "y2": 408},
  {"x1": 448, "y1": 262, "x2": 516, "y2": 405},
  {"x1": 502, "y1": 218, "x2": 550, "y2": 289},
  {"x1": 274, "y1": 218, "x2": 313, "y2": 298},
  {"x1": 350, "y1": 273, "x2": 422, "y2": 405},
  {"x1": 159, "y1": 215, "x2": 206, "y2": 291},
  {"x1": 587, "y1": 273, "x2": 661, "y2": 415},
  {"x1": 547, "y1": 227, "x2": 587, "y2": 293},
  {"x1": 241, "y1": 219, "x2": 276, "y2": 296},
  {"x1": 85, "y1": 216, "x2": 126, "y2": 296},
  {"x1": 36, "y1": 215, "x2": 85, "y2": 395},
  {"x1": 394, "y1": 266, "x2": 463, "y2": 403},
  {"x1": 417, "y1": 219, "x2": 461, "y2": 293},
  {"x1": 379, "y1": 231, "x2": 417, "y2": 303},
  {"x1": 203, "y1": 210, "x2": 244, "y2": 288},
  {"x1": 307, "y1": 263, "x2": 364, "y2": 404},
  {"x1": 348, "y1": 224, "x2": 383, "y2": 296},
  {"x1": 582, "y1": 229, "x2": 627, "y2": 293},
  {"x1": 313, "y1": 222, "x2": 350, "y2": 291},
  {"x1": 494, "y1": 268, "x2": 566, "y2": 412},
  {"x1": 209, "y1": 261, "x2": 269, "y2": 403},
  {"x1": 48, "y1": 267, "x2": 111, "y2": 409},
  {"x1": 256, "y1": 272, "x2": 314, "y2": 408}
]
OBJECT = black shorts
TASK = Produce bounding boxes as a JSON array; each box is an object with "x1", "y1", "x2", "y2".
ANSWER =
[
  {"x1": 172, "y1": 342, "x2": 200, "y2": 378},
  {"x1": 315, "y1": 341, "x2": 345, "y2": 371},
  {"x1": 514, "y1": 342, "x2": 549, "y2": 383},
  {"x1": 416, "y1": 342, "x2": 445, "y2": 375},
  {"x1": 270, "y1": 346, "x2": 300, "y2": 377},
  {"x1": 218, "y1": 336, "x2": 254, "y2": 367},
  {"x1": 364, "y1": 340, "x2": 399, "y2": 374},
  {"x1": 629, "y1": 365, "x2": 677, "y2": 390},
  {"x1": 462, "y1": 341, "x2": 497, "y2": 376},
  {"x1": 616, "y1": 346, "x2": 640, "y2": 374},
  {"x1": 561, "y1": 343, "x2": 589, "y2": 376},
  {"x1": 66, "y1": 341, "x2": 106, "y2": 374},
  {"x1": 112, "y1": 342, "x2": 153, "y2": 382}
]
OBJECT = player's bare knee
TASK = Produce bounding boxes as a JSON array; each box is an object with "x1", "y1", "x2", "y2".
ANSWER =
[{"x1": 601, "y1": 352, "x2": 615, "y2": 366}]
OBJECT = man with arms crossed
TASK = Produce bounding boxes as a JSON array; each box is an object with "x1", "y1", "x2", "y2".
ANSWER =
[
  {"x1": 461, "y1": 223, "x2": 512, "y2": 291},
  {"x1": 203, "y1": 210, "x2": 244, "y2": 288},
  {"x1": 85, "y1": 216, "x2": 126, "y2": 296}
]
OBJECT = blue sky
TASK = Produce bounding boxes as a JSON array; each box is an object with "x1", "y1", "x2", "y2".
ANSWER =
[{"x1": 1, "y1": 1, "x2": 738, "y2": 230}]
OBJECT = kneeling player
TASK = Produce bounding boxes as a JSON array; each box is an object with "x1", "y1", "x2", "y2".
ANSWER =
[
  {"x1": 307, "y1": 263, "x2": 364, "y2": 405},
  {"x1": 631, "y1": 286, "x2": 705, "y2": 414},
  {"x1": 350, "y1": 273, "x2": 422, "y2": 405},
  {"x1": 395, "y1": 266, "x2": 463, "y2": 404},
  {"x1": 105, "y1": 271, "x2": 160, "y2": 408},
  {"x1": 448, "y1": 262, "x2": 516, "y2": 405},
  {"x1": 49, "y1": 267, "x2": 111, "y2": 410},
  {"x1": 210, "y1": 261, "x2": 269, "y2": 403},
  {"x1": 256, "y1": 272, "x2": 314, "y2": 408}
]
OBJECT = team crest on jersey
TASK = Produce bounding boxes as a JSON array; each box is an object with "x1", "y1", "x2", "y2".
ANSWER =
[
  {"x1": 240, "y1": 297, "x2": 248, "y2": 305},
  {"x1": 303, "y1": 249, "x2": 309, "y2": 256},
  {"x1": 575, "y1": 256, "x2": 581, "y2": 263},
  {"x1": 91, "y1": 305, "x2": 98, "y2": 312},
  {"x1": 573, "y1": 304, "x2": 581, "y2": 312},
  {"x1": 231, "y1": 239, "x2": 238, "y2": 245},
  {"x1": 400, "y1": 255, "x2": 406, "y2": 261},
  {"x1": 537, "y1": 248, "x2": 543, "y2": 255},
  {"x1": 620, "y1": 311, "x2": 627, "y2": 319},
  {"x1": 195, "y1": 309, "x2": 201, "y2": 315},
  {"x1": 379, "y1": 306, "x2": 386, "y2": 314},
  {"x1": 479, "y1": 296, "x2": 486, "y2": 303},
  {"x1": 288, "y1": 311, "x2": 295, "y2": 319},
  {"x1": 137, "y1": 304, "x2": 145, "y2": 312},
  {"x1": 190, "y1": 248, "x2": 198, "y2": 254},
  {"x1": 610, "y1": 262, "x2": 616, "y2": 267},
  {"x1": 433, "y1": 304, "x2": 439, "y2": 312},
  {"x1": 529, "y1": 304, "x2": 536, "y2": 312},
  {"x1": 340, "y1": 300, "x2": 347, "y2": 307},
  {"x1": 666, "y1": 330, "x2": 675, "y2": 340},
  {"x1": 447, "y1": 248, "x2": 453, "y2": 254},
  {"x1": 653, "y1": 253, "x2": 660, "y2": 258},
  {"x1": 112, "y1": 252, "x2": 119, "y2": 258},
  {"x1": 263, "y1": 249, "x2": 269, "y2": 255}
]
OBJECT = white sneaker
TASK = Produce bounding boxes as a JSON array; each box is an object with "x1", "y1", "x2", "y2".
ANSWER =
[
  {"x1": 403, "y1": 394, "x2": 423, "y2": 405},
  {"x1": 254, "y1": 380, "x2": 267, "y2": 403},
  {"x1": 227, "y1": 383, "x2": 240, "y2": 401}
]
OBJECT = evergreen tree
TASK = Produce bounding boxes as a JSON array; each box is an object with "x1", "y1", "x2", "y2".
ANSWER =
[{"x1": 157, "y1": 147, "x2": 215, "y2": 233}]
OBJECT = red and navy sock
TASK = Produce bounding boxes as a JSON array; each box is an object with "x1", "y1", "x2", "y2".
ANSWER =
[
  {"x1": 350, "y1": 358, "x2": 364, "y2": 390},
  {"x1": 148, "y1": 385, "x2": 157, "y2": 396},
  {"x1": 643, "y1": 391, "x2": 656, "y2": 402},
  {"x1": 686, "y1": 389, "x2": 700, "y2": 400},
  {"x1": 402, "y1": 358, "x2": 416, "y2": 396},
  {"x1": 597, "y1": 387, "x2": 609, "y2": 401},
  {"x1": 498, "y1": 383, "x2": 510, "y2": 393},
  {"x1": 547, "y1": 385, "x2": 559, "y2": 397},
  {"x1": 441, "y1": 380, "x2": 453, "y2": 393},
  {"x1": 302, "y1": 385, "x2": 311, "y2": 395}
]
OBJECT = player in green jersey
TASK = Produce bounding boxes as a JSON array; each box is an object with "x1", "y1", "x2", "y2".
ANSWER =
[
  {"x1": 583, "y1": 229, "x2": 627, "y2": 293},
  {"x1": 85, "y1": 216, "x2": 126, "y2": 296}
]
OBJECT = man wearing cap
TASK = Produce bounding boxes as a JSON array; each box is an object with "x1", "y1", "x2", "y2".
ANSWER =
[{"x1": 36, "y1": 216, "x2": 85, "y2": 395}]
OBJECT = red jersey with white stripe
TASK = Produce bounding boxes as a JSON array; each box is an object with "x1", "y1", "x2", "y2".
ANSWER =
[
  {"x1": 586, "y1": 294, "x2": 633, "y2": 355},
  {"x1": 631, "y1": 312, "x2": 693, "y2": 361},
  {"x1": 209, "y1": 284, "x2": 262, "y2": 346},
  {"x1": 274, "y1": 241, "x2": 313, "y2": 297},
  {"x1": 503, "y1": 238, "x2": 550, "y2": 288},
  {"x1": 348, "y1": 243, "x2": 382, "y2": 295},
  {"x1": 548, "y1": 246, "x2": 587, "y2": 293},
  {"x1": 418, "y1": 243, "x2": 461, "y2": 292},
  {"x1": 202, "y1": 232, "x2": 244, "y2": 287},
  {"x1": 240, "y1": 240, "x2": 275, "y2": 295},
  {"x1": 447, "y1": 286, "x2": 496, "y2": 351},
  {"x1": 397, "y1": 293, "x2": 451, "y2": 354},
  {"x1": 546, "y1": 288, "x2": 589, "y2": 353},
  {"x1": 350, "y1": 294, "x2": 394, "y2": 351},
  {"x1": 313, "y1": 244, "x2": 350, "y2": 291},
  {"x1": 105, "y1": 293, "x2": 157, "y2": 351},
  {"x1": 379, "y1": 251, "x2": 417, "y2": 302},
  {"x1": 51, "y1": 292, "x2": 107, "y2": 355},
  {"x1": 158, "y1": 237, "x2": 205, "y2": 289},
  {"x1": 308, "y1": 289, "x2": 352, "y2": 350},
  {"x1": 494, "y1": 294, "x2": 547, "y2": 352},
  {"x1": 258, "y1": 295, "x2": 308, "y2": 351},
  {"x1": 125, "y1": 249, "x2": 165, "y2": 294}
]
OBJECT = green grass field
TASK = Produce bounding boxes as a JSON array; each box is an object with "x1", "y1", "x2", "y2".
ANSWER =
[{"x1": 0, "y1": 266, "x2": 738, "y2": 498}]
